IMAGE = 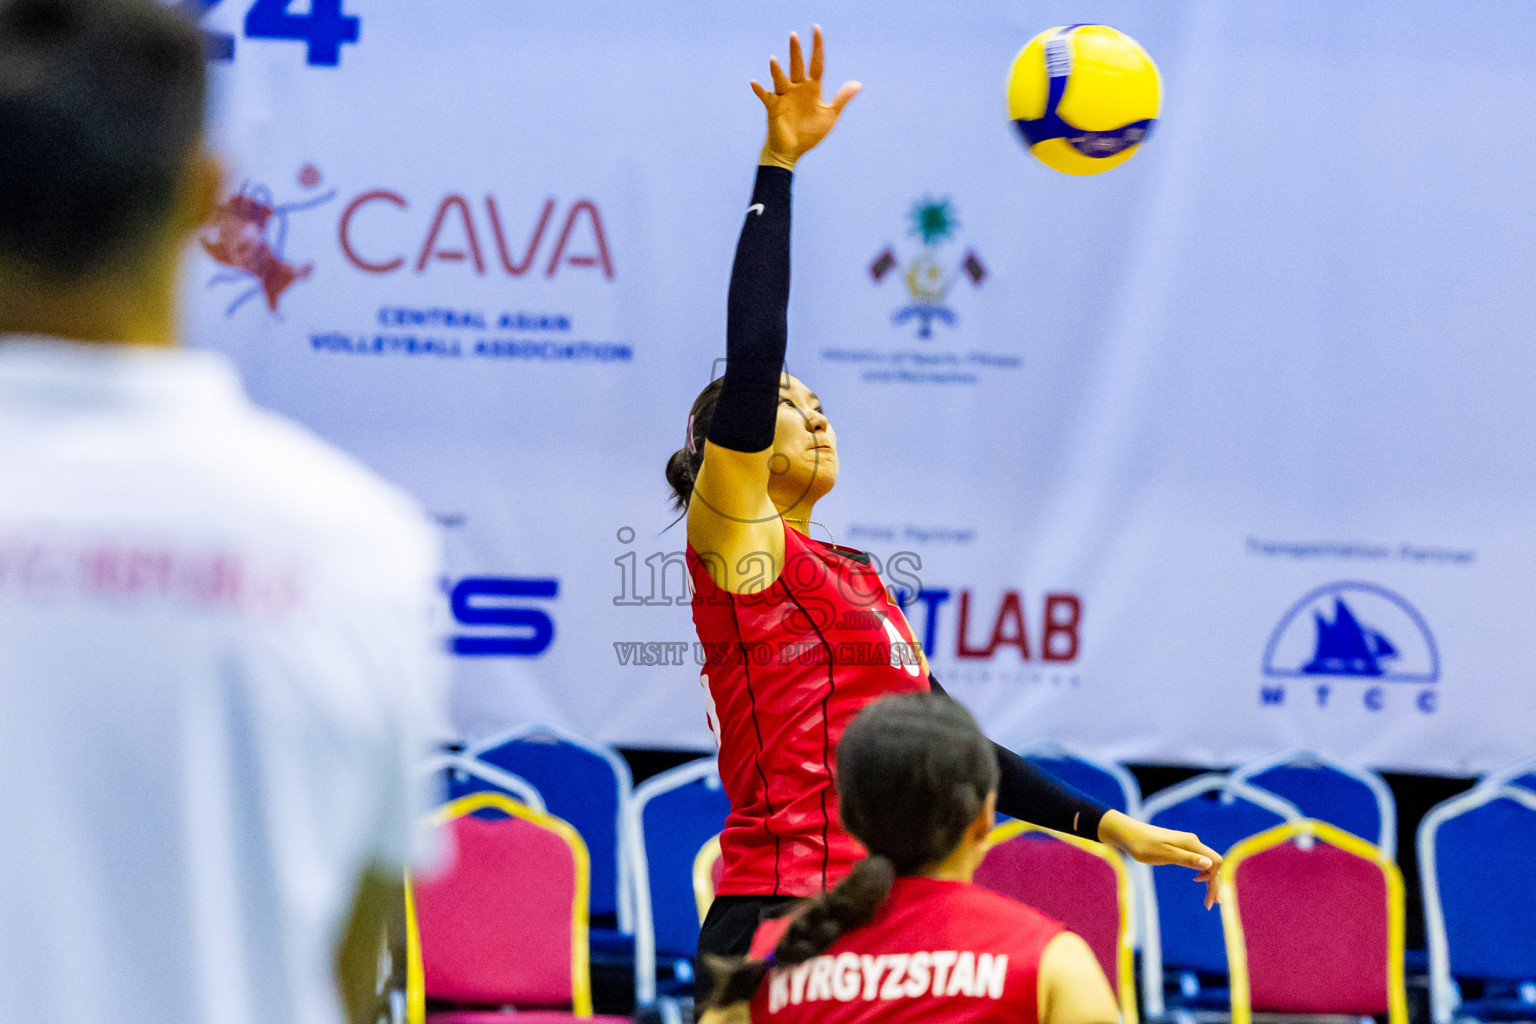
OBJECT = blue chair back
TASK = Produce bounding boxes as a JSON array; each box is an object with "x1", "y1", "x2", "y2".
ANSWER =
[
  {"x1": 471, "y1": 727, "x2": 631, "y2": 922},
  {"x1": 1146, "y1": 777, "x2": 1300, "y2": 974},
  {"x1": 1234, "y1": 751, "x2": 1395, "y2": 857},
  {"x1": 1429, "y1": 790, "x2": 1536, "y2": 981},
  {"x1": 639, "y1": 762, "x2": 731, "y2": 957},
  {"x1": 1027, "y1": 755, "x2": 1136, "y2": 815},
  {"x1": 1483, "y1": 756, "x2": 1536, "y2": 795},
  {"x1": 423, "y1": 754, "x2": 545, "y2": 817}
]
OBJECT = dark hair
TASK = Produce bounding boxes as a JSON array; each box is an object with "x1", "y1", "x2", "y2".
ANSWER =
[
  {"x1": 664, "y1": 377, "x2": 724, "y2": 513},
  {"x1": 705, "y1": 692, "x2": 999, "y2": 1007},
  {"x1": 0, "y1": 0, "x2": 207, "y2": 276}
]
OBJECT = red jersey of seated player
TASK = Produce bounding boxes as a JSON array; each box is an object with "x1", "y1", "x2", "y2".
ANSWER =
[
  {"x1": 746, "y1": 877, "x2": 1064, "y2": 1024},
  {"x1": 687, "y1": 519, "x2": 930, "y2": 898}
]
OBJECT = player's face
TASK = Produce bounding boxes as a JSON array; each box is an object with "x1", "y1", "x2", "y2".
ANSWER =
[{"x1": 770, "y1": 374, "x2": 837, "y2": 505}]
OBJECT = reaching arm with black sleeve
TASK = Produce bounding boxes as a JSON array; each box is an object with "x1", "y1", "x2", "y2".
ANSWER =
[
  {"x1": 927, "y1": 674, "x2": 1107, "y2": 842},
  {"x1": 990, "y1": 739, "x2": 1108, "y2": 841},
  {"x1": 685, "y1": 28, "x2": 858, "y2": 585},
  {"x1": 707, "y1": 165, "x2": 793, "y2": 455},
  {"x1": 929, "y1": 675, "x2": 1224, "y2": 906}
]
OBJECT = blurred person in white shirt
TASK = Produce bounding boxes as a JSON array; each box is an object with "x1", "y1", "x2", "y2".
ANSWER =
[{"x1": 0, "y1": 1, "x2": 447, "y2": 1022}]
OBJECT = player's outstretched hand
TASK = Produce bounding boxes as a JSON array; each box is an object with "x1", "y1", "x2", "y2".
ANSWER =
[
  {"x1": 751, "y1": 25, "x2": 860, "y2": 170},
  {"x1": 1097, "y1": 810, "x2": 1224, "y2": 910}
]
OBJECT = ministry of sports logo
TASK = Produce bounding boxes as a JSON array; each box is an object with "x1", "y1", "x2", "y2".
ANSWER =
[
  {"x1": 869, "y1": 197, "x2": 986, "y2": 339},
  {"x1": 1260, "y1": 581, "x2": 1439, "y2": 713}
]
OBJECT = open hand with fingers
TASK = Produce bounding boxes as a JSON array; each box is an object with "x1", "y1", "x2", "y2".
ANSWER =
[
  {"x1": 1098, "y1": 809, "x2": 1225, "y2": 909},
  {"x1": 752, "y1": 25, "x2": 861, "y2": 170}
]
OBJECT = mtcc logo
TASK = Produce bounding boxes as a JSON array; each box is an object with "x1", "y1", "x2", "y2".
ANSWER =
[{"x1": 1260, "y1": 581, "x2": 1438, "y2": 714}]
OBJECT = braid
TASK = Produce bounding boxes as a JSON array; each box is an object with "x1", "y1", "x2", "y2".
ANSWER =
[
  {"x1": 773, "y1": 855, "x2": 896, "y2": 963},
  {"x1": 704, "y1": 856, "x2": 896, "y2": 1010}
]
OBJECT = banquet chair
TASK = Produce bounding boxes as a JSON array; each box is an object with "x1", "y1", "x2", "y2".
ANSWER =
[
  {"x1": 1420, "y1": 783, "x2": 1536, "y2": 1023},
  {"x1": 627, "y1": 758, "x2": 730, "y2": 1015},
  {"x1": 1231, "y1": 748, "x2": 1396, "y2": 857},
  {"x1": 975, "y1": 821, "x2": 1137, "y2": 1024},
  {"x1": 467, "y1": 723, "x2": 636, "y2": 952},
  {"x1": 1219, "y1": 818, "x2": 1406, "y2": 1024},
  {"x1": 1481, "y1": 754, "x2": 1536, "y2": 795},
  {"x1": 1138, "y1": 774, "x2": 1303, "y2": 1016},
  {"x1": 405, "y1": 791, "x2": 628, "y2": 1024},
  {"x1": 419, "y1": 753, "x2": 545, "y2": 814}
]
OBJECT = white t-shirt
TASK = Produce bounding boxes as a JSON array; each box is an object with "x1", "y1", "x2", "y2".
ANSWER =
[{"x1": 0, "y1": 337, "x2": 448, "y2": 1024}]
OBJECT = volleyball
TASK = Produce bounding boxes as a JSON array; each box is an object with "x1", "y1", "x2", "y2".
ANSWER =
[{"x1": 1007, "y1": 24, "x2": 1161, "y2": 175}]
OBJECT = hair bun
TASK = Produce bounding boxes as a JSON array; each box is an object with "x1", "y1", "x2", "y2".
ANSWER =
[{"x1": 665, "y1": 447, "x2": 697, "y2": 513}]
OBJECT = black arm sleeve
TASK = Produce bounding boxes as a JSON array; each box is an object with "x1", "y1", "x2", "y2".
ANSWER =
[
  {"x1": 707, "y1": 165, "x2": 793, "y2": 454},
  {"x1": 928, "y1": 674, "x2": 1109, "y2": 842}
]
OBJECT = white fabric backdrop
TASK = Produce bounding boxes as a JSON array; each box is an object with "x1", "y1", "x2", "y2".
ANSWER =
[{"x1": 185, "y1": 0, "x2": 1536, "y2": 773}]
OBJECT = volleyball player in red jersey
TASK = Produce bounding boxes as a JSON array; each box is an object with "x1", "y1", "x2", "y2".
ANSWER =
[
  {"x1": 699, "y1": 693, "x2": 1119, "y2": 1024},
  {"x1": 665, "y1": 26, "x2": 1222, "y2": 980}
]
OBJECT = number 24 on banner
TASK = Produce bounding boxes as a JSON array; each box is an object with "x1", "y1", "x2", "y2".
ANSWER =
[{"x1": 191, "y1": 0, "x2": 360, "y2": 67}]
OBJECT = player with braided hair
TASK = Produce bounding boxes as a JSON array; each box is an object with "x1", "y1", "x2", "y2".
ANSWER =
[{"x1": 700, "y1": 692, "x2": 1118, "y2": 1024}]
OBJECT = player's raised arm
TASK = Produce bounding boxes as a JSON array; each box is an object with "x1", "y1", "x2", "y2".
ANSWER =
[{"x1": 687, "y1": 26, "x2": 859, "y2": 591}]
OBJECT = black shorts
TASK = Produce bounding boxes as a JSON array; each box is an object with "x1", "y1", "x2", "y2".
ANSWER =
[{"x1": 694, "y1": 893, "x2": 799, "y2": 1004}]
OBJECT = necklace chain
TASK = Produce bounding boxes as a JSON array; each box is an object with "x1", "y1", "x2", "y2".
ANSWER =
[{"x1": 782, "y1": 516, "x2": 835, "y2": 546}]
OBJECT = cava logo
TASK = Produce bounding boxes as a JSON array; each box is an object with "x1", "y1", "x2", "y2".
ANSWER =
[
  {"x1": 201, "y1": 165, "x2": 334, "y2": 317},
  {"x1": 338, "y1": 191, "x2": 613, "y2": 280}
]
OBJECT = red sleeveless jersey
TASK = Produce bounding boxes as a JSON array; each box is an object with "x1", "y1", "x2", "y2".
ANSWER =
[
  {"x1": 687, "y1": 521, "x2": 930, "y2": 896},
  {"x1": 746, "y1": 878, "x2": 1063, "y2": 1024}
]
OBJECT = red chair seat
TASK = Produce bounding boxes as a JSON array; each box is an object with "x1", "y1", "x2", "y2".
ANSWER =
[
  {"x1": 408, "y1": 793, "x2": 601, "y2": 1021},
  {"x1": 1219, "y1": 820, "x2": 1406, "y2": 1024},
  {"x1": 975, "y1": 829, "x2": 1121, "y2": 987},
  {"x1": 974, "y1": 822, "x2": 1135, "y2": 1022},
  {"x1": 1239, "y1": 840, "x2": 1389, "y2": 1013},
  {"x1": 415, "y1": 814, "x2": 577, "y2": 1005}
]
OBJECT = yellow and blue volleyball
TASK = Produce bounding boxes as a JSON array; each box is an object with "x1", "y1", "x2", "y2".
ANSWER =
[{"x1": 1007, "y1": 24, "x2": 1161, "y2": 175}]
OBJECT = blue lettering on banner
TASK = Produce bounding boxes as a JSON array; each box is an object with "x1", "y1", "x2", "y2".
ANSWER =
[
  {"x1": 378, "y1": 307, "x2": 487, "y2": 330},
  {"x1": 450, "y1": 577, "x2": 558, "y2": 657},
  {"x1": 373, "y1": 308, "x2": 575, "y2": 332},
  {"x1": 244, "y1": 0, "x2": 360, "y2": 66},
  {"x1": 1257, "y1": 681, "x2": 1438, "y2": 714},
  {"x1": 474, "y1": 340, "x2": 632, "y2": 361},
  {"x1": 312, "y1": 333, "x2": 462, "y2": 357},
  {"x1": 498, "y1": 312, "x2": 573, "y2": 331},
  {"x1": 904, "y1": 589, "x2": 951, "y2": 659},
  {"x1": 194, "y1": 0, "x2": 361, "y2": 65},
  {"x1": 308, "y1": 333, "x2": 632, "y2": 362},
  {"x1": 186, "y1": 0, "x2": 235, "y2": 60}
]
